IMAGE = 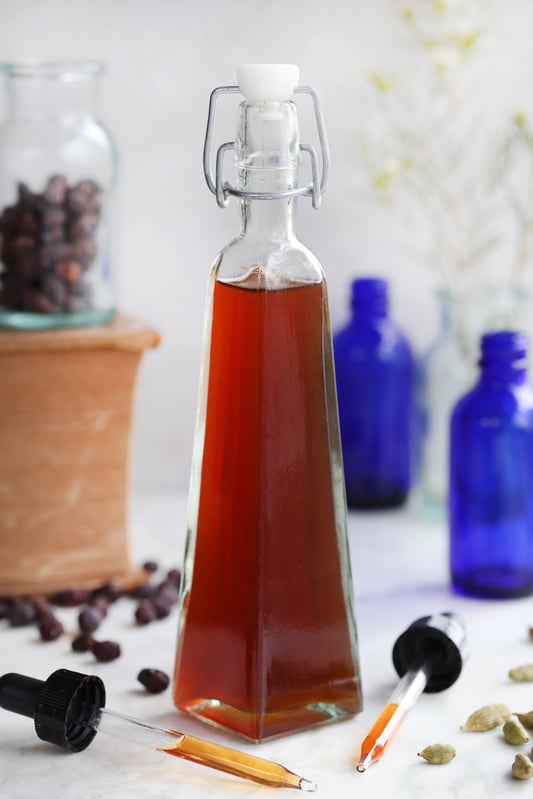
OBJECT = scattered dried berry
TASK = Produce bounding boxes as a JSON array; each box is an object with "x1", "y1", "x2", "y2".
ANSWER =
[
  {"x1": 92, "y1": 640, "x2": 121, "y2": 662},
  {"x1": 130, "y1": 583, "x2": 156, "y2": 600},
  {"x1": 72, "y1": 633, "x2": 94, "y2": 653},
  {"x1": 38, "y1": 614, "x2": 64, "y2": 642},
  {"x1": 52, "y1": 589, "x2": 91, "y2": 607},
  {"x1": 79, "y1": 606, "x2": 104, "y2": 633},
  {"x1": 32, "y1": 595, "x2": 52, "y2": 617},
  {"x1": 166, "y1": 568, "x2": 181, "y2": 587},
  {"x1": 143, "y1": 561, "x2": 159, "y2": 574},
  {"x1": 135, "y1": 600, "x2": 157, "y2": 626},
  {"x1": 93, "y1": 582, "x2": 123, "y2": 604},
  {"x1": 9, "y1": 599, "x2": 38, "y2": 627},
  {"x1": 137, "y1": 668, "x2": 170, "y2": 694}
]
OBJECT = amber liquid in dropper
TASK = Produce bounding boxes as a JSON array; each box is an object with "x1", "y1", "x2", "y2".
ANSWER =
[
  {"x1": 357, "y1": 703, "x2": 400, "y2": 769},
  {"x1": 174, "y1": 273, "x2": 361, "y2": 740},
  {"x1": 160, "y1": 735, "x2": 316, "y2": 791}
]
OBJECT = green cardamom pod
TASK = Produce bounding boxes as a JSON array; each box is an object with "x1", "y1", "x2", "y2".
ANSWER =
[
  {"x1": 418, "y1": 744, "x2": 456, "y2": 764},
  {"x1": 509, "y1": 664, "x2": 533, "y2": 682},
  {"x1": 503, "y1": 717, "x2": 529, "y2": 745},
  {"x1": 516, "y1": 711, "x2": 533, "y2": 729},
  {"x1": 461, "y1": 703, "x2": 512, "y2": 732},
  {"x1": 512, "y1": 753, "x2": 533, "y2": 780}
]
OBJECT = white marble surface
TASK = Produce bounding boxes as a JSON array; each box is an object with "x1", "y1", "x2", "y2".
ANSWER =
[{"x1": 1, "y1": 490, "x2": 533, "y2": 798}]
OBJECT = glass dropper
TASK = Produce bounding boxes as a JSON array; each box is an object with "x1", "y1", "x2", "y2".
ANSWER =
[
  {"x1": 0, "y1": 669, "x2": 316, "y2": 792},
  {"x1": 94, "y1": 706, "x2": 316, "y2": 791},
  {"x1": 356, "y1": 664, "x2": 430, "y2": 772},
  {"x1": 355, "y1": 612, "x2": 468, "y2": 773}
]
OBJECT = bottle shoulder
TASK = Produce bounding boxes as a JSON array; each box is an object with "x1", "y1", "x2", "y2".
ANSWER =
[
  {"x1": 213, "y1": 235, "x2": 324, "y2": 285},
  {"x1": 333, "y1": 318, "x2": 412, "y2": 362},
  {"x1": 453, "y1": 380, "x2": 533, "y2": 424}
]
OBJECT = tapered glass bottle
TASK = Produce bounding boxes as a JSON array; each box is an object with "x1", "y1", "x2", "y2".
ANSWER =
[
  {"x1": 449, "y1": 331, "x2": 533, "y2": 598},
  {"x1": 173, "y1": 65, "x2": 362, "y2": 741}
]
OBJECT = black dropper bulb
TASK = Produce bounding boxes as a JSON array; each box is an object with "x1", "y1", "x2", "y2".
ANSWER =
[
  {"x1": 392, "y1": 611, "x2": 468, "y2": 692},
  {"x1": 0, "y1": 669, "x2": 106, "y2": 752}
]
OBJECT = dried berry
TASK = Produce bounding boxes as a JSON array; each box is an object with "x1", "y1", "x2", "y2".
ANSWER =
[
  {"x1": 130, "y1": 582, "x2": 156, "y2": 600},
  {"x1": 94, "y1": 582, "x2": 123, "y2": 604},
  {"x1": 31, "y1": 595, "x2": 51, "y2": 617},
  {"x1": 0, "y1": 600, "x2": 9, "y2": 620},
  {"x1": 143, "y1": 561, "x2": 159, "y2": 574},
  {"x1": 155, "y1": 581, "x2": 179, "y2": 606},
  {"x1": 137, "y1": 668, "x2": 170, "y2": 694},
  {"x1": 52, "y1": 589, "x2": 91, "y2": 607},
  {"x1": 9, "y1": 599, "x2": 38, "y2": 627},
  {"x1": 92, "y1": 640, "x2": 121, "y2": 662},
  {"x1": 78, "y1": 606, "x2": 104, "y2": 633},
  {"x1": 38, "y1": 614, "x2": 64, "y2": 642},
  {"x1": 0, "y1": 175, "x2": 100, "y2": 315},
  {"x1": 135, "y1": 600, "x2": 157, "y2": 626},
  {"x1": 166, "y1": 568, "x2": 181, "y2": 587},
  {"x1": 72, "y1": 634, "x2": 94, "y2": 653},
  {"x1": 153, "y1": 598, "x2": 172, "y2": 620}
]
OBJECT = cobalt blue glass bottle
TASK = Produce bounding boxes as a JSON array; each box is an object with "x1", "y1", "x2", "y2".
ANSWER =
[
  {"x1": 449, "y1": 331, "x2": 533, "y2": 598},
  {"x1": 333, "y1": 277, "x2": 415, "y2": 509}
]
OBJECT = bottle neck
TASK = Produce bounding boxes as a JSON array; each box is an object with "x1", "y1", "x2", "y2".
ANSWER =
[
  {"x1": 240, "y1": 196, "x2": 296, "y2": 240},
  {"x1": 478, "y1": 331, "x2": 528, "y2": 387},
  {"x1": 350, "y1": 279, "x2": 389, "y2": 322},
  {"x1": 235, "y1": 99, "x2": 299, "y2": 243},
  {"x1": 2, "y1": 62, "x2": 102, "y2": 121}
]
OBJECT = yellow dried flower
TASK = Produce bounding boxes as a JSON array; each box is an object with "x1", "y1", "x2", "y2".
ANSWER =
[
  {"x1": 514, "y1": 112, "x2": 528, "y2": 130},
  {"x1": 368, "y1": 71, "x2": 392, "y2": 93}
]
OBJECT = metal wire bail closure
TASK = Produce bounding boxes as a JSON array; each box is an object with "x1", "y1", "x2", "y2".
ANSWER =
[{"x1": 203, "y1": 85, "x2": 330, "y2": 209}]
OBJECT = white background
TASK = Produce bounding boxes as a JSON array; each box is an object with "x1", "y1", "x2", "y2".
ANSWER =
[{"x1": 1, "y1": 0, "x2": 532, "y2": 490}]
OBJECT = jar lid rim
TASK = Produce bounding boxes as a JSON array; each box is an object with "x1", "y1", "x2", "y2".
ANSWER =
[{"x1": 0, "y1": 60, "x2": 105, "y2": 81}]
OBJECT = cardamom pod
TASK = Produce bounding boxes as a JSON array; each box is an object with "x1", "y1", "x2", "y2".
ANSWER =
[
  {"x1": 461, "y1": 703, "x2": 512, "y2": 732},
  {"x1": 512, "y1": 753, "x2": 533, "y2": 780},
  {"x1": 418, "y1": 744, "x2": 456, "y2": 765},
  {"x1": 503, "y1": 717, "x2": 529, "y2": 745},
  {"x1": 517, "y1": 711, "x2": 533, "y2": 729},
  {"x1": 528, "y1": 627, "x2": 533, "y2": 642},
  {"x1": 509, "y1": 664, "x2": 533, "y2": 682}
]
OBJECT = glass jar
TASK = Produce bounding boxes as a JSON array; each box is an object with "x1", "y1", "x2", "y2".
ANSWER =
[
  {"x1": 0, "y1": 61, "x2": 117, "y2": 330},
  {"x1": 449, "y1": 331, "x2": 533, "y2": 598}
]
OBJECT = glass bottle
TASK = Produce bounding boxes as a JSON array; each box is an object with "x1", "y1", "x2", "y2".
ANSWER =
[
  {"x1": 449, "y1": 330, "x2": 533, "y2": 598},
  {"x1": 0, "y1": 60, "x2": 117, "y2": 330},
  {"x1": 333, "y1": 277, "x2": 415, "y2": 508},
  {"x1": 173, "y1": 64, "x2": 362, "y2": 741}
]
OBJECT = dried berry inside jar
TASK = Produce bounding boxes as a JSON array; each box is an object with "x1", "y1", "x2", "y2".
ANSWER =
[{"x1": 0, "y1": 176, "x2": 104, "y2": 318}]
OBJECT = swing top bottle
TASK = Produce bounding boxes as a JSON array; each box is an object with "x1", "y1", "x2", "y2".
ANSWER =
[{"x1": 173, "y1": 65, "x2": 362, "y2": 741}]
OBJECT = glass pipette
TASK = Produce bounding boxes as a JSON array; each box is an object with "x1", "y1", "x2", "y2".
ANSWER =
[
  {"x1": 0, "y1": 668, "x2": 316, "y2": 792},
  {"x1": 356, "y1": 664, "x2": 430, "y2": 771},
  {"x1": 94, "y1": 706, "x2": 316, "y2": 790},
  {"x1": 355, "y1": 612, "x2": 467, "y2": 773}
]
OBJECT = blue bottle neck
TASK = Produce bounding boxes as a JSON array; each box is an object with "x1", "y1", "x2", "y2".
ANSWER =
[
  {"x1": 478, "y1": 331, "x2": 529, "y2": 387},
  {"x1": 350, "y1": 279, "x2": 389, "y2": 322}
]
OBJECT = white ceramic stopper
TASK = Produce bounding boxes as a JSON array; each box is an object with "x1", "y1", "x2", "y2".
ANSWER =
[{"x1": 237, "y1": 64, "x2": 299, "y2": 103}]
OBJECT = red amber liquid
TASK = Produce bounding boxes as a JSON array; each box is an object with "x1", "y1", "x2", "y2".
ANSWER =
[{"x1": 174, "y1": 274, "x2": 361, "y2": 740}]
